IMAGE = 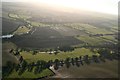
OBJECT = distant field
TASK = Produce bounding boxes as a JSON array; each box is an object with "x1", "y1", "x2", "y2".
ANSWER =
[
  {"x1": 20, "y1": 48, "x2": 99, "y2": 63},
  {"x1": 7, "y1": 68, "x2": 54, "y2": 78},
  {"x1": 13, "y1": 26, "x2": 30, "y2": 35},
  {"x1": 100, "y1": 36, "x2": 118, "y2": 43},
  {"x1": 76, "y1": 36, "x2": 115, "y2": 46},
  {"x1": 8, "y1": 13, "x2": 31, "y2": 20},
  {"x1": 68, "y1": 23, "x2": 114, "y2": 35},
  {"x1": 30, "y1": 21, "x2": 50, "y2": 27},
  {"x1": 52, "y1": 60, "x2": 118, "y2": 78}
]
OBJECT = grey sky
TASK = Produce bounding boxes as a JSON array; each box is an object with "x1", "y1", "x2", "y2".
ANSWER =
[{"x1": 1, "y1": 0, "x2": 120, "y2": 15}]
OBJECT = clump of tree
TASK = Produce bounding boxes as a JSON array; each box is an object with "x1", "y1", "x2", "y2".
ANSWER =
[
  {"x1": 98, "y1": 48, "x2": 115, "y2": 60},
  {"x1": 54, "y1": 59, "x2": 60, "y2": 70},
  {"x1": 9, "y1": 49, "x2": 14, "y2": 53},
  {"x1": 15, "y1": 64, "x2": 20, "y2": 72},
  {"x1": 46, "y1": 60, "x2": 53, "y2": 68},
  {"x1": 18, "y1": 60, "x2": 28, "y2": 75},
  {"x1": 65, "y1": 57, "x2": 71, "y2": 68},
  {"x1": 71, "y1": 58, "x2": 75, "y2": 66},
  {"x1": 34, "y1": 60, "x2": 42, "y2": 74},
  {"x1": 14, "y1": 51, "x2": 20, "y2": 56},
  {"x1": 59, "y1": 46, "x2": 74, "y2": 52},
  {"x1": 75, "y1": 57, "x2": 80, "y2": 67},
  {"x1": 79, "y1": 56, "x2": 83, "y2": 65},
  {"x1": 28, "y1": 62, "x2": 35, "y2": 72},
  {"x1": 98, "y1": 48, "x2": 110, "y2": 57},
  {"x1": 111, "y1": 53, "x2": 119, "y2": 60},
  {"x1": 59, "y1": 59, "x2": 64, "y2": 67},
  {"x1": 34, "y1": 60, "x2": 47, "y2": 74},
  {"x1": 32, "y1": 50, "x2": 38, "y2": 55},
  {"x1": 92, "y1": 55, "x2": 99, "y2": 63},
  {"x1": 19, "y1": 56, "x2": 23, "y2": 63},
  {"x1": 99, "y1": 55, "x2": 106, "y2": 62},
  {"x1": 83, "y1": 55, "x2": 90, "y2": 64}
]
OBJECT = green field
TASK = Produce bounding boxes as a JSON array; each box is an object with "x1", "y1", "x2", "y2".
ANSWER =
[
  {"x1": 13, "y1": 26, "x2": 30, "y2": 35},
  {"x1": 20, "y1": 48, "x2": 99, "y2": 63},
  {"x1": 100, "y1": 36, "x2": 118, "y2": 43},
  {"x1": 66, "y1": 23, "x2": 114, "y2": 34},
  {"x1": 8, "y1": 13, "x2": 31, "y2": 20},
  {"x1": 30, "y1": 22, "x2": 43, "y2": 27},
  {"x1": 18, "y1": 14, "x2": 31, "y2": 20},
  {"x1": 7, "y1": 68, "x2": 54, "y2": 78},
  {"x1": 8, "y1": 13, "x2": 19, "y2": 19},
  {"x1": 30, "y1": 21, "x2": 50, "y2": 27},
  {"x1": 76, "y1": 36, "x2": 106, "y2": 46}
]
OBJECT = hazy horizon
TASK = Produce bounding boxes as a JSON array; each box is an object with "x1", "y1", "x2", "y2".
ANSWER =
[{"x1": 2, "y1": 0, "x2": 119, "y2": 15}]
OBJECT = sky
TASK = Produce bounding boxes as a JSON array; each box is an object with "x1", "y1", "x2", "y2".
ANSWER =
[{"x1": 2, "y1": 0, "x2": 120, "y2": 15}]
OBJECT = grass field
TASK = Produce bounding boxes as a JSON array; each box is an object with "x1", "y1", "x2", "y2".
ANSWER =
[
  {"x1": 13, "y1": 26, "x2": 30, "y2": 35},
  {"x1": 30, "y1": 22, "x2": 48, "y2": 27},
  {"x1": 7, "y1": 68, "x2": 54, "y2": 78},
  {"x1": 8, "y1": 13, "x2": 19, "y2": 19},
  {"x1": 18, "y1": 14, "x2": 31, "y2": 20},
  {"x1": 68, "y1": 23, "x2": 114, "y2": 35},
  {"x1": 8, "y1": 13, "x2": 31, "y2": 20},
  {"x1": 20, "y1": 48, "x2": 99, "y2": 63},
  {"x1": 76, "y1": 36, "x2": 106, "y2": 46},
  {"x1": 100, "y1": 36, "x2": 118, "y2": 43}
]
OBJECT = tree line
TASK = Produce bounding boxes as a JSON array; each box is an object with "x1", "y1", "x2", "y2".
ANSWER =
[{"x1": 3, "y1": 48, "x2": 119, "y2": 77}]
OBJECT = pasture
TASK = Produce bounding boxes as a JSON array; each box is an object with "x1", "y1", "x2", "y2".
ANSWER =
[
  {"x1": 100, "y1": 36, "x2": 118, "y2": 43},
  {"x1": 30, "y1": 21, "x2": 50, "y2": 27},
  {"x1": 13, "y1": 26, "x2": 30, "y2": 35},
  {"x1": 8, "y1": 13, "x2": 31, "y2": 20},
  {"x1": 7, "y1": 68, "x2": 54, "y2": 78},
  {"x1": 76, "y1": 35, "x2": 116, "y2": 46},
  {"x1": 20, "y1": 48, "x2": 99, "y2": 63},
  {"x1": 67, "y1": 23, "x2": 115, "y2": 34}
]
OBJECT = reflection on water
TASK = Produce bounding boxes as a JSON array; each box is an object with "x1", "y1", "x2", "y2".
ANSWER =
[{"x1": 1, "y1": 34, "x2": 13, "y2": 39}]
